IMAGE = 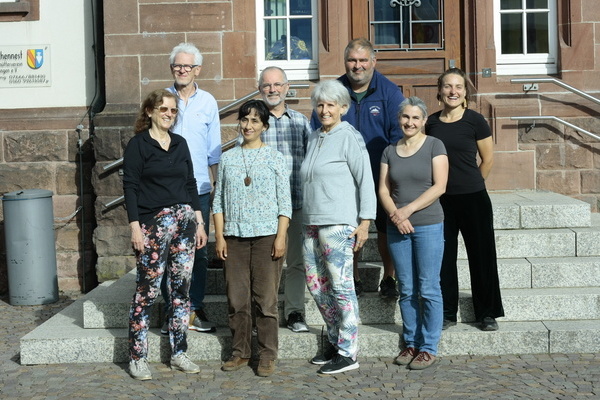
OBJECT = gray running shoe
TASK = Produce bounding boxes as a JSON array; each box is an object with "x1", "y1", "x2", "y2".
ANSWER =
[
  {"x1": 129, "y1": 358, "x2": 152, "y2": 380},
  {"x1": 170, "y1": 353, "x2": 200, "y2": 374},
  {"x1": 189, "y1": 309, "x2": 217, "y2": 333}
]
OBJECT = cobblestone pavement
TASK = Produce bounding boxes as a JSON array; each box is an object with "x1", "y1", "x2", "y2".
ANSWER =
[{"x1": 1, "y1": 294, "x2": 599, "y2": 400}]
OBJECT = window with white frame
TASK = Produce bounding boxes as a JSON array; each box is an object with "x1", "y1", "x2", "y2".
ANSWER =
[
  {"x1": 257, "y1": 0, "x2": 318, "y2": 80},
  {"x1": 494, "y1": 0, "x2": 557, "y2": 75}
]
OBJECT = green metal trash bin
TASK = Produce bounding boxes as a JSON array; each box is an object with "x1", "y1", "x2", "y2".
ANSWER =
[{"x1": 3, "y1": 189, "x2": 58, "y2": 305}]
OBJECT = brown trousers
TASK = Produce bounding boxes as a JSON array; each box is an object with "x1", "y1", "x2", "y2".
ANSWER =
[{"x1": 223, "y1": 235, "x2": 283, "y2": 361}]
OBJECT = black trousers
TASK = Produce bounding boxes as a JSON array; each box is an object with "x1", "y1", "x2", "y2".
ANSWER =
[{"x1": 440, "y1": 190, "x2": 504, "y2": 322}]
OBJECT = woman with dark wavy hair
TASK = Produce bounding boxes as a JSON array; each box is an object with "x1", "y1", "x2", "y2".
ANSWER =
[
  {"x1": 124, "y1": 89, "x2": 207, "y2": 380},
  {"x1": 213, "y1": 99, "x2": 291, "y2": 377}
]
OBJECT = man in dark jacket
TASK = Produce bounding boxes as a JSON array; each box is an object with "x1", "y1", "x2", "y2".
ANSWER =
[{"x1": 311, "y1": 38, "x2": 405, "y2": 299}]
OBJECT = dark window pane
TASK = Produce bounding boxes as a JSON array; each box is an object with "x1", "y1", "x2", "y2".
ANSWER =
[
  {"x1": 526, "y1": 0, "x2": 547, "y2": 9},
  {"x1": 527, "y1": 12, "x2": 549, "y2": 53},
  {"x1": 374, "y1": 0, "x2": 400, "y2": 21},
  {"x1": 290, "y1": 0, "x2": 311, "y2": 15},
  {"x1": 501, "y1": 13, "x2": 523, "y2": 54},
  {"x1": 264, "y1": 0, "x2": 286, "y2": 17},
  {"x1": 501, "y1": 0, "x2": 522, "y2": 10},
  {"x1": 413, "y1": 0, "x2": 441, "y2": 20},
  {"x1": 374, "y1": 24, "x2": 401, "y2": 45},
  {"x1": 413, "y1": 22, "x2": 441, "y2": 45}
]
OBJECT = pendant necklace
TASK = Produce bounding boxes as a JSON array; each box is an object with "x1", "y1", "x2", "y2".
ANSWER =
[{"x1": 241, "y1": 143, "x2": 264, "y2": 186}]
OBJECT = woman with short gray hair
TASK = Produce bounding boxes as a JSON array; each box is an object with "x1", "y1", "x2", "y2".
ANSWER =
[{"x1": 301, "y1": 79, "x2": 376, "y2": 375}]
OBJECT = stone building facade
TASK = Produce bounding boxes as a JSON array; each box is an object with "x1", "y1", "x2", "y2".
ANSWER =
[{"x1": 1, "y1": 0, "x2": 599, "y2": 294}]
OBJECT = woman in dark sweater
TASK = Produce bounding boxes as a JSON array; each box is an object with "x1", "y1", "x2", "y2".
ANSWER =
[
  {"x1": 426, "y1": 68, "x2": 504, "y2": 332},
  {"x1": 123, "y1": 89, "x2": 207, "y2": 380}
]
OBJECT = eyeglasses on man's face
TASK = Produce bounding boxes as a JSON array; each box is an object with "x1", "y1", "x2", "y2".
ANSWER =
[
  {"x1": 260, "y1": 82, "x2": 288, "y2": 91},
  {"x1": 171, "y1": 64, "x2": 198, "y2": 72},
  {"x1": 154, "y1": 106, "x2": 178, "y2": 115}
]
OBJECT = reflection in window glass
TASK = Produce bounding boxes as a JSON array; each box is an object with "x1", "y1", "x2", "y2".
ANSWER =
[
  {"x1": 413, "y1": 23, "x2": 440, "y2": 44},
  {"x1": 290, "y1": 0, "x2": 311, "y2": 15},
  {"x1": 371, "y1": 0, "x2": 443, "y2": 50},
  {"x1": 264, "y1": 0, "x2": 286, "y2": 16},
  {"x1": 527, "y1": 12, "x2": 549, "y2": 53},
  {"x1": 265, "y1": 19, "x2": 287, "y2": 59},
  {"x1": 264, "y1": 6, "x2": 312, "y2": 61}
]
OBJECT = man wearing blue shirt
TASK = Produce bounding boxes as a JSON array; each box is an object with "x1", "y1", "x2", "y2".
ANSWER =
[
  {"x1": 259, "y1": 66, "x2": 312, "y2": 333},
  {"x1": 311, "y1": 38, "x2": 405, "y2": 299},
  {"x1": 163, "y1": 42, "x2": 221, "y2": 333}
]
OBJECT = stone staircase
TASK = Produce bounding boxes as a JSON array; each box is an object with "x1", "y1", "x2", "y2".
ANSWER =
[{"x1": 20, "y1": 191, "x2": 600, "y2": 364}]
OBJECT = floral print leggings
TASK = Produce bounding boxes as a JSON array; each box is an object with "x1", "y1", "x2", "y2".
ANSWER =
[
  {"x1": 129, "y1": 204, "x2": 196, "y2": 361},
  {"x1": 303, "y1": 224, "x2": 360, "y2": 360}
]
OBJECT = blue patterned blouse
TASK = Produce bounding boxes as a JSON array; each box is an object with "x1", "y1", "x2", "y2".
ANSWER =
[{"x1": 213, "y1": 145, "x2": 292, "y2": 237}]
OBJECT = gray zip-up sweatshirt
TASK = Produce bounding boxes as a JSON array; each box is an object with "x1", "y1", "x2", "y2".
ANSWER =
[{"x1": 300, "y1": 121, "x2": 377, "y2": 227}]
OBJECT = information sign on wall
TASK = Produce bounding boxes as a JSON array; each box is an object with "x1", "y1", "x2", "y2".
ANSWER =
[{"x1": 0, "y1": 45, "x2": 51, "y2": 88}]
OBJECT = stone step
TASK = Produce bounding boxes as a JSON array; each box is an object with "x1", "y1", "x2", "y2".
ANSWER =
[
  {"x1": 82, "y1": 268, "x2": 600, "y2": 329},
  {"x1": 459, "y1": 256, "x2": 600, "y2": 290},
  {"x1": 488, "y1": 191, "x2": 590, "y2": 229},
  {"x1": 361, "y1": 226, "x2": 594, "y2": 261},
  {"x1": 20, "y1": 292, "x2": 600, "y2": 364},
  {"x1": 201, "y1": 191, "x2": 593, "y2": 265}
]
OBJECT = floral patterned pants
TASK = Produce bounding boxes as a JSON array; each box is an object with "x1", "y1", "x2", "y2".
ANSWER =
[
  {"x1": 129, "y1": 204, "x2": 196, "y2": 360},
  {"x1": 303, "y1": 224, "x2": 359, "y2": 360}
]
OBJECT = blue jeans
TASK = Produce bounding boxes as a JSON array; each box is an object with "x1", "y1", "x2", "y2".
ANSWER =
[
  {"x1": 162, "y1": 193, "x2": 210, "y2": 313},
  {"x1": 387, "y1": 222, "x2": 444, "y2": 355}
]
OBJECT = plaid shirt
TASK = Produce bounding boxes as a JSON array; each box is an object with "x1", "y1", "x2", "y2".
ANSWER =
[{"x1": 262, "y1": 106, "x2": 311, "y2": 210}]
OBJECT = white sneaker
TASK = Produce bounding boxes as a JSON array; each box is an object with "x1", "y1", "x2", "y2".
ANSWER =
[
  {"x1": 170, "y1": 353, "x2": 200, "y2": 374},
  {"x1": 129, "y1": 358, "x2": 152, "y2": 380}
]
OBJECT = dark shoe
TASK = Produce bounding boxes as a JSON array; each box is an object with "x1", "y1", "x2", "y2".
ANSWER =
[
  {"x1": 354, "y1": 279, "x2": 364, "y2": 298},
  {"x1": 480, "y1": 317, "x2": 499, "y2": 331},
  {"x1": 393, "y1": 347, "x2": 418, "y2": 366},
  {"x1": 221, "y1": 356, "x2": 250, "y2": 371},
  {"x1": 160, "y1": 321, "x2": 169, "y2": 336},
  {"x1": 408, "y1": 351, "x2": 437, "y2": 370},
  {"x1": 318, "y1": 354, "x2": 359, "y2": 374},
  {"x1": 379, "y1": 276, "x2": 399, "y2": 299},
  {"x1": 257, "y1": 359, "x2": 276, "y2": 377},
  {"x1": 287, "y1": 311, "x2": 309, "y2": 333},
  {"x1": 310, "y1": 344, "x2": 337, "y2": 365},
  {"x1": 189, "y1": 309, "x2": 216, "y2": 333},
  {"x1": 442, "y1": 319, "x2": 457, "y2": 330}
]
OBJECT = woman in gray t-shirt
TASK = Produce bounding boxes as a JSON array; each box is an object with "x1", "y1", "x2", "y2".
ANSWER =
[{"x1": 378, "y1": 96, "x2": 448, "y2": 370}]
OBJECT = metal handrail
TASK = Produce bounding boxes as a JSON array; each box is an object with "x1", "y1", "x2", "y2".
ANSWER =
[
  {"x1": 102, "y1": 84, "x2": 310, "y2": 173},
  {"x1": 511, "y1": 78, "x2": 600, "y2": 106},
  {"x1": 102, "y1": 84, "x2": 310, "y2": 208},
  {"x1": 510, "y1": 116, "x2": 600, "y2": 141}
]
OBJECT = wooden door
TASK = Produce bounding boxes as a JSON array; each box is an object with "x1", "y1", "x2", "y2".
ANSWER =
[{"x1": 350, "y1": 0, "x2": 462, "y2": 112}]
